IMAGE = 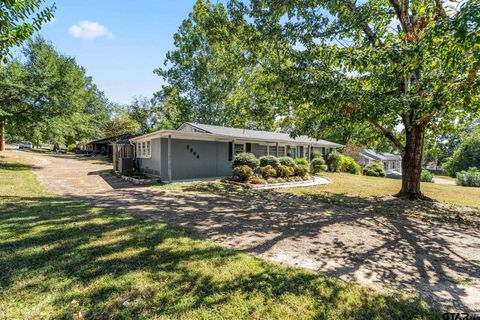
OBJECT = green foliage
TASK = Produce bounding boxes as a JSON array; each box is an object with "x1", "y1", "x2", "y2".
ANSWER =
[
  {"x1": 249, "y1": 176, "x2": 267, "y2": 184},
  {"x1": 420, "y1": 169, "x2": 434, "y2": 183},
  {"x1": 363, "y1": 162, "x2": 386, "y2": 177},
  {"x1": 276, "y1": 164, "x2": 294, "y2": 178},
  {"x1": 311, "y1": 158, "x2": 328, "y2": 175},
  {"x1": 278, "y1": 156, "x2": 296, "y2": 168},
  {"x1": 327, "y1": 152, "x2": 343, "y2": 172},
  {"x1": 344, "y1": 157, "x2": 362, "y2": 175},
  {"x1": 0, "y1": 0, "x2": 55, "y2": 62},
  {"x1": 456, "y1": 168, "x2": 480, "y2": 187},
  {"x1": 259, "y1": 155, "x2": 280, "y2": 168},
  {"x1": 310, "y1": 150, "x2": 323, "y2": 159},
  {"x1": 294, "y1": 164, "x2": 309, "y2": 177},
  {"x1": 232, "y1": 152, "x2": 259, "y2": 170},
  {"x1": 327, "y1": 152, "x2": 361, "y2": 174},
  {"x1": 104, "y1": 107, "x2": 141, "y2": 137},
  {"x1": 1, "y1": 38, "x2": 109, "y2": 147},
  {"x1": 443, "y1": 133, "x2": 480, "y2": 177},
  {"x1": 294, "y1": 157, "x2": 308, "y2": 166},
  {"x1": 232, "y1": 165, "x2": 253, "y2": 182},
  {"x1": 260, "y1": 165, "x2": 276, "y2": 179}
]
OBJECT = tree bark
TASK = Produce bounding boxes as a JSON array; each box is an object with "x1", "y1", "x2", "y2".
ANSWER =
[
  {"x1": 0, "y1": 119, "x2": 5, "y2": 151},
  {"x1": 396, "y1": 124, "x2": 427, "y2": 200}
]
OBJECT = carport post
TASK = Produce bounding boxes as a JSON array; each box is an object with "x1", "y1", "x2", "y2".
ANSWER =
[
  {"x1": 167, "y1": 134, "x2": 172, "y2": 182},
  {"x1": 275, "y1": 142, "x2": 279, "y2": 157}
]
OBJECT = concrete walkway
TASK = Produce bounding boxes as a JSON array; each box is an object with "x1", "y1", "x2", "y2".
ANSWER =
[{"x1": 4, "y1": 150, "x2": 480, "y2": 312}]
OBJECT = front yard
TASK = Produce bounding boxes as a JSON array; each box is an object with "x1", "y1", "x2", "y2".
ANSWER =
[
  {"x1": 281, "y1": 172, "x2": 480, "y2": 209},
  {"x1": 0, "y1": 155, "x2": 437, "y2": 319}
]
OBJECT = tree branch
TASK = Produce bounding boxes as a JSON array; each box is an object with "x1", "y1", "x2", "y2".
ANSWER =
[
  {"x1": 368, "y1": 118, "x2": 405, "y2": 152},
  {"x1": 345, "y1": 0, "x2": 383, "y2": 47}
]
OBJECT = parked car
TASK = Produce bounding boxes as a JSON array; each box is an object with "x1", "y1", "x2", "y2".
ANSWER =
[
  {"x1": 385, "y1": 169, "x2": 402, "y2": 179},
  {"x1": 18, "y1": 141, "x2": 33, "y2": 149}
]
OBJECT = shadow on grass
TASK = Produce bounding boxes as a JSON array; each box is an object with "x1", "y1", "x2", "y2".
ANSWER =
[
  {"x1": 0, "y1": 194, "x2": 437, "y2": 319},
  {"x1": 0, "y1": 161, "x2": 32, "y2": 171}
]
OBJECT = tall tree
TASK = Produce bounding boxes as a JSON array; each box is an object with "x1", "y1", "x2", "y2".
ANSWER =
[
  {"x1": 231, "y1": 0, "x2": 479, "y2": 199},
  {"x1": 155, "y1": 0, "x2": 282, "y2": 131},
  {"x1": 1, "y1": 38, "x2": 109, "y2": 148},
  {"x1": 0, "y1": 0, "x2": 55, "y2": 150}
]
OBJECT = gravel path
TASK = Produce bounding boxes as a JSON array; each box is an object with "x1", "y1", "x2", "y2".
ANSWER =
[{"x1": 5, "y1": 151, "x2": 480, "y2": 313}]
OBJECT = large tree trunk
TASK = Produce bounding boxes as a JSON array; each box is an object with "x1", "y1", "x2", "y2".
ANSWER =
[
  {"x1": 396, "y1": 125, "x2": 426, "y2": 200},
  {"x1": 0, "y1": 119, "x2": 5, "y2": 151}
]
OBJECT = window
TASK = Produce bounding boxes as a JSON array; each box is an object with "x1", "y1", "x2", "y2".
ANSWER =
[
  {"x1": 255, "y1": 145, "x2": 268, "y2": 157},
  {"x1": 234, "y1": 143, "x2": 244, "y2": 155},
  {"x1": 277, "y1": 146, "x2": 286, "y2": 157},
  {"x1": 137, "y1": 140, "x2": 152, "y2": 158}
]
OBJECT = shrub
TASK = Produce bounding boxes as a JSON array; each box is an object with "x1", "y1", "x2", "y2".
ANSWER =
[
  {"x1": 294, "y1": 157, "x2": 309, "y2": 166},
  {"x1": 260, "y1": 165, "x2": 277, "y2": 179},
  {"x1": 233, "y1": 152, "x2": 259, "y2": 170},
  {"x1": 344, "y1": 157, "x2": 361, "y2": 175},
  {"x1": 456, "y1": 167, "x2": 480, "y2": 187},
  {"x1": 249, "y1": 176, "x2": 267, "y2": 185},
  {"x1": 311, "y1": 150, "x2": 323, "y2": 159},
  {"x1": 278, "y1": 156, "x2": 296, "y2": 168},
  {"x1": 326, "y1": 152, "x2": 343, "y2": 172},
  {"x1": 311, "y1": 158, "x2": 328, "y2": 174},
  {"x1": 266, "y1": 177, "x2": 278, "y2": 184},
  {"x1": 232, "y1": 165, "x2": 253, "y2": 182},
  {"x1": 363, "y1": 161, "x2": 386, "y2": 177},
  {"x1": 420, "y1": 169, "x2": 434, "y2": 183},
  {"x1": 443, "y1": 133, "x2": 480, "y2": 177},
  {"x1": 276, "y1": 177, "x2": 285, "y2": 183},
  {"x1": 277, "y1": 164, "x2": 294, "y2": 178},
  {"x1": 259, "y1": 155, "x2": 280, "y2": 168},
  {"x1": 294, "y1": 164, "x2": 309, "y2": 177}
]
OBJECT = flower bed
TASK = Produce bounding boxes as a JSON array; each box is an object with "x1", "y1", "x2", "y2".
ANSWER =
[
  {"x1": 223, "y1": 176, "x2": 316, "y2": 189},
  {"x1": 115, "y1": 172, "x2": 160, "y2": 185}
]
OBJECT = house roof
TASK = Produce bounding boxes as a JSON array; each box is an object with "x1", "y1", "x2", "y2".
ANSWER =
[
  {"x1": 361, "y1": 149, "x2": 401, "y2": 161},
  {"x1": 88, "y1": 134, "x2": 137, "y2": 145},
  {"x1": 131, "y1": 122, "x2": 342, "y2": 148}
]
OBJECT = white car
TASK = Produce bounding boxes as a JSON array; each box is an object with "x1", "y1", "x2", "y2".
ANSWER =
[{"x1": 18, "y1": 141, "x2": 33, "y2": 149}]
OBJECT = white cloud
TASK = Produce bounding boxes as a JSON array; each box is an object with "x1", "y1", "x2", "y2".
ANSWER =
[{"x1": 68, "y1": 21, "x2": 113, "y2": 40}]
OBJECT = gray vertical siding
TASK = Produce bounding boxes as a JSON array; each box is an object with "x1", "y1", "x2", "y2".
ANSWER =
[
  {"x1": 137, "y1": 138, "x2": 162, "y2": 176},
  {"x1": 156, "y1": 138, "x2": 231, "y2": 181}
]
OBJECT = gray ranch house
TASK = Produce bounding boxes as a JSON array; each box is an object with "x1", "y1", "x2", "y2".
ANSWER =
[{"x1": 130, "y1": 122, "x2": 342, "y2": 182}]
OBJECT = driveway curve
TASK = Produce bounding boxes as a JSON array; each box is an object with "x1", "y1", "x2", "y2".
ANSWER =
[{"x1": 5, "y1": 151, "x2": 480, "y2": 312}]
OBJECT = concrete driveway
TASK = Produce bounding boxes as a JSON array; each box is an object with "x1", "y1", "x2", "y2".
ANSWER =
[{"x1": 5, "y1": 151, "x2": 480, "y2": 312}]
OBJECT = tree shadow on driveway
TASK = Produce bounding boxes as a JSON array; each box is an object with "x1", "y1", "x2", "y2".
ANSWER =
[{"x1": 66, "y1": 181, "x2": 480, "y2": 312}]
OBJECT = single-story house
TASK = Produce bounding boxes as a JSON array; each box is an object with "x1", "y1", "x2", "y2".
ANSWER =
[
  {"x1": 79, "y1": 134, "x2": 137, "y2": 156},
  {"x1": 130, "y1": 122, "x2": 342, "y2": 182},
  {"x1": 357, "y1": 149, "x2": 402, "y2": 171}
]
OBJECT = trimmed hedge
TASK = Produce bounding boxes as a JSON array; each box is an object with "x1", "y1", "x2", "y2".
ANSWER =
[
  {"x1": 232, "y1": 165, "x2": 253, "y2": 181},
  {"x1": 363, "y1": 161, "x2": 386, "y2": 177},
  {"x1": 260, "y1": 165, "x2": 277, "y2": 179},
  {"x1": 311, "y1": 150, "x2": 323, "y2": 159},
  {"x1": 295, "y1": 164, "x2": 309, "y2": 177},
  {"x1": 233, "y1": 153, "x2": 259, "y2": 170},
  {"x1": 259, "y1": 155, "x2": 280, "y2": 168},
  {"x1": 311, "y1": 158, "x2": 328, "y2": 174},
  {"x1": 279, "y1": 157, "x2": 296, "y2": 168},
  {"x1": 294, "y1": 157, "x2": 309, "y2": 166},
  {"x1": 277, "y1": 164, "x2": 295, "y2": 177}
]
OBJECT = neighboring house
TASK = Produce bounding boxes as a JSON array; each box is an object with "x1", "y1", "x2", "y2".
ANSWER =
[
  {"x1": 130, "y1": 122, "x2": 342, "y2": 181},
  {"x1": 80, "y1": 134, "x2": 136, "y2": 156},
  {"x1": 357, "y1": 149, "x2": 402, "y2": 171}
]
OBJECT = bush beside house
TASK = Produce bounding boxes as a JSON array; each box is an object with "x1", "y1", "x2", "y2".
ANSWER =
[
  {"x1": 420, "y1": 169, "x2": 434, "y2": 183},
  {"x1": 311, "y1": 158, "x2": 328, "y2": 174}
]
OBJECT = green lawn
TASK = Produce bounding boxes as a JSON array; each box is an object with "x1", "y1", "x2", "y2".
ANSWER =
[
  {"x1": 283, "y1": 172, "x2": 480, "y2": 209},
  {"x1": 0, "y1": 158, "x2": 437, "y2": 319}
]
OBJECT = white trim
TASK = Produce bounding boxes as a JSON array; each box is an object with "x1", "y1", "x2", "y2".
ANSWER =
[{"x1": 130, "y1": 129, "x2": 342, "y2": 148}]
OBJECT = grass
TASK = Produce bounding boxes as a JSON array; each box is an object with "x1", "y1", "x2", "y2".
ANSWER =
[
  {"x1": 0, "y1": 157, "x2": 438, "y2": 319},
  {"x1": 284, "y1": 172, "x2": 480, "y2": 209}
]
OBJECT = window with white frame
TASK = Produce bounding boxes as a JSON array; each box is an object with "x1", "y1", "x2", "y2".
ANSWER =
[
  {"x1": 136, "y1": 140, "x2": 152, "y2": 158},
  {"x1": 234, "y1": 143, "x2": 244, "y2": 155},
  {"x1": 255, "y1": 145, "x2": 268, "y2": 157}
]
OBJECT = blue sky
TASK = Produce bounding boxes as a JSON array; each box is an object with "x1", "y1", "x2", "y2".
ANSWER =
[{"x1": 35, "y1": 0, "x2": 202, "y2": 104}]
